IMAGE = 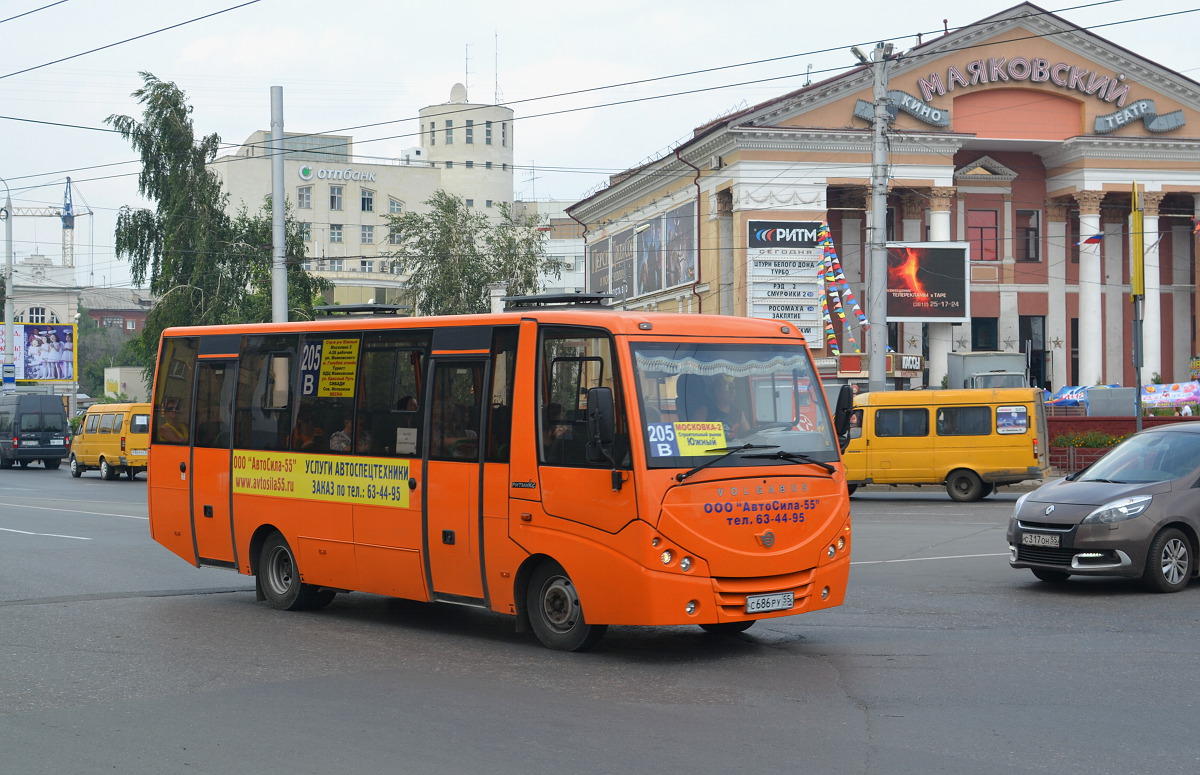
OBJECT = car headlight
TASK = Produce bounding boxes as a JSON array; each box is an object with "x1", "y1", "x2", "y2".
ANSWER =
[
  {"x1": 1013, "y1": 491, "x2": 1031, "y2": 517},
  {"x1": 1082, "y1": 495, "x2": 1153, "y2": 524}
]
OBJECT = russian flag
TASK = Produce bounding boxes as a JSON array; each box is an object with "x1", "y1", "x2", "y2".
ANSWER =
[{"x1": 1077, "y1": 234, "x2": 1103, "y2": 245}]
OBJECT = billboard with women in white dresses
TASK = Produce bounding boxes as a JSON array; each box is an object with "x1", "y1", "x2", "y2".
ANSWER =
[{"x1": 0, "y1": 323, "x2": 77, "y2": 381}]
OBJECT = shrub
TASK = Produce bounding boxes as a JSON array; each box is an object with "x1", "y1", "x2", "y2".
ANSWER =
[{"x1": 1050, "y1": 430, "x2": 1128, "y2": 448}]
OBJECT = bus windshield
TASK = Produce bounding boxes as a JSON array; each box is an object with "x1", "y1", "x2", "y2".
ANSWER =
[{"x1": 631, "y1": 342, "x2": 838, "y2": 470}]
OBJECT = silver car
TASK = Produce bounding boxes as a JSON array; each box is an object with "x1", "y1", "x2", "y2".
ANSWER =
[{"x1": 1008, "y1": 423, "x2": 1200, "y2": 592}]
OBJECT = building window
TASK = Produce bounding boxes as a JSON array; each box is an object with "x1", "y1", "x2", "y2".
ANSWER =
[
  {"x1": 465, "y1": 119, "x2": 474, "y2": 144},
  {"x1": 966, "y1": 209, "x2": 998, "y2": 261},
  {"x1": 466, "y1": 199, "x2": 474, "y2": 207},
  {"x1": 326, "y1": 258, "x2": 343, "y2": 272},
  {"x1": 445, "y1": 161, "x2": 453, "y2": 169},
  {"x1": 359, "y1": 259, "x2": 373, "y2": 272},
  {"x1": 330, "y1": 224, "x2": 343, "y2": 243},
  {"x1": 126, "y1": 320, "x2": 137, "y2": 330},
  {"x1": 501, "y1": 122, "x2": 507, "y2": 147},
  {"x1": 102, "y1": 316, "x2": 123, "y2": 328},
  {"x1": 465, "y1": 160, "x2": 474, "y2": 169},
  {"x1": 389, "y1": 198, "x2": 403, "y2": 214},
  {"x1": 445, "y1": 120, "x2": 453, "y2": 144},
  {"x1": 1015, "y1": 210, "x2": 1040, "y2": 262},
  {"x1": 429, "y1": 122, "x2": 436, "y2": 145},
  {"x1": 297, "y1": 185, "x2": 312, "y2": 209},
  {"x1": 485, "y1": 121, "x2": 492, "y2": 145},
  {"x1": 298, "y1": 222, "x2": 312, "y2": 241},
  {"x1": 330, "y1": 185, "x2": 343, "y2": 211},
  {"x1": 485, "y1": 161, "x2": 492, "y2": 170},
  {"x1": 485, "y1": 200, "x2": 493, "y2": 208},
  {"x1": 971, "y1": 317, "x2": 998, "y2": 351},
  {"x1": 361, "y1": 224, "x2": 374, "y2": 244},
  {"x1": 361, "y1": 189, "x2": 374, "y2": 212},
  {"x1": 388, "y1": 229, "x2": 402, "y2": 245}
]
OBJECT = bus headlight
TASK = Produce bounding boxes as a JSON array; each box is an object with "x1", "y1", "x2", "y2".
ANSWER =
[{"x1": 660, "y1": 550, "x2": 674, "y2": 565}]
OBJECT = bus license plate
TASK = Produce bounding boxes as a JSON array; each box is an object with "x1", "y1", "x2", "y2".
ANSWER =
[
  {"x1": 745, "y1": 591, "x2": 794, "y2": 614},
  {"x1": 1021, "y1": 533, "x2": 1060, "y2": 548}
]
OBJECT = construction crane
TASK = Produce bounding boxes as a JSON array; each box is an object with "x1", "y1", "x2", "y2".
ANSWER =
[{"x1": 10, "y1": 178, "x2": 91, "y2": 267}]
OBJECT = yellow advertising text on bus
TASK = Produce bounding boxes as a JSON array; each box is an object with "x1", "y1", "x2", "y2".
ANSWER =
[
  {"x1": 147, "y1": 297, "x2": 855, "y2": 650},
  {"x1": 842, "y1": 387, "x2": 1050, "y2": 502}
]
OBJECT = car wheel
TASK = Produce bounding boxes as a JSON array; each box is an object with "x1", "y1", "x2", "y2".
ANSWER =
[
  {"x1": 259, "y1": 532, "x2": 320, "y2": 610},
  {"x1": 1143, "y1": 528, "x2": 1192, "y2": 593},
  {"x1": 980, "y1": 482, "x2": 995, "y2": 498},
  {"x1": 69, "y1": 455, "x2": 82, "y2": 478},
  {"x1": 18, "y1": 460, "x2": 29, "y2": 468},
  {"x1": 100, "y1": 458, "x2": 116, "y2": 481},
  {"x1": 946, "y1": 469, "x2": 984, "y2": 502},
  {"x1": 1031, "y1": 568, "x2": 1070, "y2": 583},
  {"x1": 526, "y1": 561, "x2": 606, "y2": 651},
  {"x1": 700, "y1": 621, "x2": 755, "y2": 635},
  {"x1": 44, "y1": 458, "x2": 61, "y2": 470},
  {"x1": 0, "y1": 457, "x2": 12, "y2": 470}
]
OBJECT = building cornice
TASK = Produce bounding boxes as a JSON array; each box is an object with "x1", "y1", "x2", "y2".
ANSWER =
[{"x1": 1039, "y1": 136, "x2": 1200, "y2": 167}]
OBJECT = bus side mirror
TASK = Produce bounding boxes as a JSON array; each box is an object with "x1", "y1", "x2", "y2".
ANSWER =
[
  {"x1": 586, "y1": 387, "x2": 615, "y2": 448},
  {"x1": 833, "y1": 385, "x2": 854, "y2": 451}
]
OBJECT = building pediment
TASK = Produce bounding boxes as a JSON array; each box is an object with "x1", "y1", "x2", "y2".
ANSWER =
[{"x1": 954, "y1": 155, "x2": 1019, "y2": 182}]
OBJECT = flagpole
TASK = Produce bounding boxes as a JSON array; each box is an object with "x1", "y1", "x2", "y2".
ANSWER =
[{"x1": 1132, "y1": 182, "x2": 1144, "y2": 432}]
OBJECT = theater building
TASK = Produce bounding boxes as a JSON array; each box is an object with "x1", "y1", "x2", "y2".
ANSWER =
[{"x1": 567, "y1": 2, "x2": 1200, "y2": 390}]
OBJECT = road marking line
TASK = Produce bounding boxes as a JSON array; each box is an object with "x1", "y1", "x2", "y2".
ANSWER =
[
  {"x1": 0, "y1": 501, "x2": 147, "y2": 520},
  {"x1": 852, "y1": 552, "x2": 1008, "y2": 565},
  {"x1": 0, "y1": 527, "x2": 90, "y2": 540}
]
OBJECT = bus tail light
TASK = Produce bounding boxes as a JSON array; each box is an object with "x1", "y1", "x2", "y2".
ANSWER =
[{"x1": 121, "y1": 435, "x2": 126, "y2": 452}]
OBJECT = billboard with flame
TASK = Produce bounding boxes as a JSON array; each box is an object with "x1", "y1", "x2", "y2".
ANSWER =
[{"x1": 885, "y1": 242, "x2": 970, "y2": 323}]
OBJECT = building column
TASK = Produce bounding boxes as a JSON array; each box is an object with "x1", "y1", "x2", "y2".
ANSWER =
[
  {"x1": 927, "y1": 186, "x2": 955, "y2": 388},
  {"x1": 1074, "y1": 190, "x2": 1104, "y2": 386},
  {"x1": 1141, "y1": 192, "x2": 1164, "y2": 381},
  {"x1": 1045, "y1": 202, "x2": 1069, "y2": 390},
  {"x1": 900, "y1": 194, "x2": 926, "y2": 386},
  {"x1": 1103, "y1": 210, "x2": 1126, "y2": 384}
]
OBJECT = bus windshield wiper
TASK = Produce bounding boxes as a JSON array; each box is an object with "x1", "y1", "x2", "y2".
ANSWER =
[
  {"x1": 675, "y1": 444, "x2": 778, "y2": 482},
  {"x1": 742, "y1": 450, "x2": 835, "y2": 474}
]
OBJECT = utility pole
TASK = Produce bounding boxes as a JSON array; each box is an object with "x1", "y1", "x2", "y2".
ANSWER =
[
  {"x1": 270, "y1": 86, "x2": 287, "y2": 323},
  {"x1": 1131, "y1": 182, "x2": 1144, "y2": 431},
  {"x1": 853, "y1": 42, "x2": 895, "y2": 393},
  {"x1": 1, "y1": 176, "x2": 13, "y2": 394}
]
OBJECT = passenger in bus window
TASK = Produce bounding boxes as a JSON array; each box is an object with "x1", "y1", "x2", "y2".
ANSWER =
[
  {"x1": 329, "y1": 415, "x2": 352, "y2": 452},
  {"x1": 707, "y1": 376, "x2": 750, "y2": 437},
  {"x1": 293, "y1": 409, "x2": 325, "y2": 451},
  {"x1": 397, "y1": 395, "x2": 418, "y2": 411}
]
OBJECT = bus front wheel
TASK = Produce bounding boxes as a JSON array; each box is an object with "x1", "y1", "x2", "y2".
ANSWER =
[
  {"x1": 526, "y1": 561, "x2": 607, "y2": 652},
  {"x1": 259, "y1": 533, "x2": 321, "y2": 611}
]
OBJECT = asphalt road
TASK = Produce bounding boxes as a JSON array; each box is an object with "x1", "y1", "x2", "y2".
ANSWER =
[{"x1": 2, "y1": 467, "x2": 1198, "y2": 775}]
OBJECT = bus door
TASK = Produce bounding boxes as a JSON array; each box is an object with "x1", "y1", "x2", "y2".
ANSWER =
[
  {"x1": 190, "y1": 358, "x2": 238, "y2": 567},
  {"x1": 423, "y1": 356, "x2": 488, "y2": 602}
]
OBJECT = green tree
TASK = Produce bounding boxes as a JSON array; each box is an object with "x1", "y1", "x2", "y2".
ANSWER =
[
  {"x1": 75, "y1": 309, "x2": 141, "y2": 397},
  {"x1": 106, "y1": 72, "x2": 325, "y2": 373},
  {"x1": 385, "y1": 191, "x2": 562, "y2": 316}
]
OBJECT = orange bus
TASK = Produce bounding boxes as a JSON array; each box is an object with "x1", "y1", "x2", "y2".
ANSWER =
[{"x1": 147, "y1": 295, "x2": 854, "y2": 650}]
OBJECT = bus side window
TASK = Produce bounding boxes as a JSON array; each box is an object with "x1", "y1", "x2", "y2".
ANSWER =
[
  {"x1": 539, "y1": 327, "x2": 625, "y2": 468},
  {"x1": 234, "y1": 336, "x2": 296, "y2": 451}
]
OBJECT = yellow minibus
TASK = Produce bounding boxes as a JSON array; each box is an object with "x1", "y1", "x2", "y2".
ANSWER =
[{"x1": 843, "y1": 388, "x2": 1049, "y2": 501}]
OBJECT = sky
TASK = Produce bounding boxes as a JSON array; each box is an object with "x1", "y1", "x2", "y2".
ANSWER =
[{"x1": 1, "y1": 0, "x2": 1197, "y2": 289}]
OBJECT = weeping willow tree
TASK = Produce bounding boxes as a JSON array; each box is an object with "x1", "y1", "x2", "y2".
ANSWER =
[
  {"x1": 107, "y1": 72, "x2": 325, "y2": 372},
  {"x1": 384, "y1": 190, "x2": 562, "y2": 316}
]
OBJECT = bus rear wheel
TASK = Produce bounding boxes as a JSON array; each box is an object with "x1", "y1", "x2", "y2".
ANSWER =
[
  {"x1": 259, "y1": 532, "x2": 321, "y2": 611},
  {"x1": 526, "y1": 561, "x2": 606, "y2": 652},
  {"x1": 946, "y1": 469, "x2": 984, "y2": 502}
]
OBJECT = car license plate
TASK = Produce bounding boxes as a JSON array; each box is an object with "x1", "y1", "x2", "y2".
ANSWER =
[
  {"x1": 49, "y1": 439, "x2": 64, "y2": 446},
  {"x1": 1021, "y1": 532, "x2": 1060, "y2": 548},
  {"x1": 745, "y1": 591, "x2": 794, "y2": 614}
]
